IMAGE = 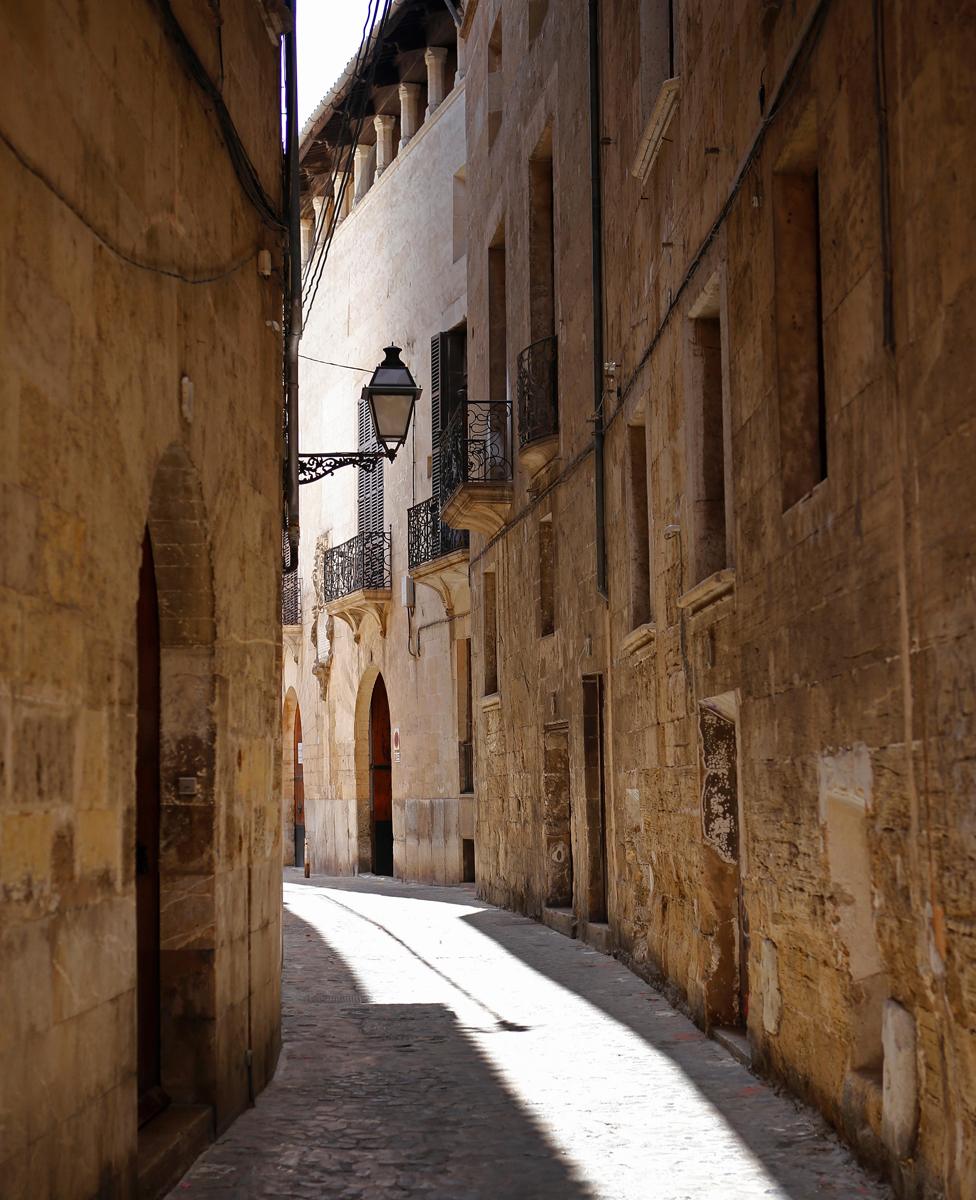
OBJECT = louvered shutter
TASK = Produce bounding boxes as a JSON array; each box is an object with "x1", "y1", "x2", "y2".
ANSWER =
[
  {"x1": 357, "y1": 397, "x2": 368, "y2": 534},
  {"x1": 431, "y1": 334, "x2": 443, "y2": 508},
  {"x1": 357, "y1": 396, "x2": 384, "y2": 533}
]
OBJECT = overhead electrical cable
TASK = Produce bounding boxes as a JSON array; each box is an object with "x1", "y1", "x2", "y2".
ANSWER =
[
  {"x1": 302, "y1": 0, "x2": 394, "y2": 324},
  {"x1": 299, "y1": 354, "x2": 371, "y2": 372},
  {"x1": 301, "y1": 0, "x2": 378, "y2": 288},
  {"x1": 301, "y1": 0, "x2": 381, "y2": 289},
  {"x1": 0, "y1": 122, "x2": 258, "y2": 284},
  {"x1": 148, "y1": 0, "x2": 286, "y2": 231}
]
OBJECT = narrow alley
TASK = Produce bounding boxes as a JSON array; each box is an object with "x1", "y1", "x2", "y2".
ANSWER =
[{"x1": 170, "y1": 873, "x2": 890, "y2": 1200}]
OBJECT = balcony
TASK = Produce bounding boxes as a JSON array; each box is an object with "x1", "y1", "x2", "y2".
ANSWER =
[
  {"x1": 517, "y1": 334, "x2": 559, "y2": 479},
  {"x1": 440, "y1": 400, "x2": 513, "y2": 537},
  {"x1": 281, "y1": 532, "x2": 302, "y2": 626},
  {"x1": 407, "y1": 496, "x2": 470, "y2": 616},
  {"x1": 322, "y1": 531, "x2": 391, "y2": 642}
]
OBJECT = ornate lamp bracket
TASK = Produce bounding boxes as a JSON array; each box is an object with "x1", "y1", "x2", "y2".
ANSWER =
[{"x1": 298, "y1": 451, "x2": 392, "y2": 485}]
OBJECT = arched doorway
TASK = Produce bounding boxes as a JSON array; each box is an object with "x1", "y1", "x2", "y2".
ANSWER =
[
  {"x1": 369, "y1": 676, "x2": 393, "y2": 876},
  {"x1": 293, "y1": 706, "x2": 305, "y2": 868},
  {"x1": 136, "y1": 443, "x2": 217, "y2": 1128},
  {"x1": 136, "y1": 528, "x2": 165, "y2": 1125}
]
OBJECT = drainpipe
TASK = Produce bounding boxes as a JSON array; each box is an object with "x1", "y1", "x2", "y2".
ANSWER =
[
  {"x1": 588, "y1": 0, "x2": 607, "y2": 600},
  {"x1": 283, "y1": 0, "x2": 301, "y2": 574}
]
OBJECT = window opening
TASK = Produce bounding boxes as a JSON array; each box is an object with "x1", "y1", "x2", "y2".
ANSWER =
[
  {"x1": 627, "y1": 422, "x2": 652, "y2": 627},
  {"x1": 774, "y1": 109, "x2": 827, "y2": 509},
  {"x1": 539, "y1": 516, "x2": 555, "y2": 637},
  {"x1": 484, "y1": 571, "x2": 498, "y2": 695}
]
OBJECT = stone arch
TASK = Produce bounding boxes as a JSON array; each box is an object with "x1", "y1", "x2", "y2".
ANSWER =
[
  {"x1": 141, "y1": 442, "x2": 218, "y2": 1116},
  {"x1": 282, "y1": 688, "x2": 299, "y2": 866}
]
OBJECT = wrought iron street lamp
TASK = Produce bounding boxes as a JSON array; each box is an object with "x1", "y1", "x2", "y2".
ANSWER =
[{"x1": 298, "y1": 346, "x2": 420, "y2": 485}]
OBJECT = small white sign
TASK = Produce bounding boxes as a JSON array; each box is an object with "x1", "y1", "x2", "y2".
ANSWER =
[
  {"x1": 392, "y1": 727, "x2": 401, "y2": 764},
  {"x1": 297, "y1": 742, "x2": 303, "y2": 765}
]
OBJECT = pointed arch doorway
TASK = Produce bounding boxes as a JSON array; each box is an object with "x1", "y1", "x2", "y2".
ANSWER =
[
  {"x1": 135, "y1": 444, "x2": 218, "y2": 1134},
  {"x1": 369, "y1": 675, "x2": 394, "y2": 876}
]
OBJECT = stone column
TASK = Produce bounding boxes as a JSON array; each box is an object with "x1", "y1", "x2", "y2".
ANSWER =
[
  {"x1": 374, "y1": 114, "x2": 396, "y2": 175},
  {"x1": 333, "y1": 171, "x2": 351, "y2": 222},
  {"x1": 455, "y1": 36, "x2": 467, "y2": 85},
  {"x1": 353, "y1": 143, "x2": 373, "y2": 205},
  {"x1": 311, "y1": 195, "x2": 325, "y2": 224},
  {"x1": 300, "y1": 215, "x2": 313, "y2": 265},
  {"x1": 425, "y1": 47, "x2": 449, "y2": 117},
  {"x1": 398, "y1": 83, "x2": 422, "y2": 151}
]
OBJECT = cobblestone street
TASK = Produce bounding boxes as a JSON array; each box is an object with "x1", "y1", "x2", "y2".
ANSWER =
[{"x1": 170, "y1": 872, "x2": 891, "y2": 1199}]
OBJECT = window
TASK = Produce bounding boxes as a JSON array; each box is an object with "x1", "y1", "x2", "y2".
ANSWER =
[
  {"x1": 686, "y1": 277, "x2": 731, "y2": 582},
  {"x1": 773, "y1": 110, "x2": 827, "y2": 509},
  {"x1": 357, "y1": 395, "x2": 383, "y2": 533},
  {"x1": 528, "y1": 127, "x2": 555, "y2": 345},
  {"x1": 452, "y1": 166, "x2": 467, "y2": 262},
  {"x1": 431, "y1": 325, "x2": 467, "y2": 511},
  {"x1": 529, "y1": 0, "x2": 549, "y2": 43},
  {"x1": 627, "y1": 422, "x2": 652, "y2": 627},
  {"x1": 488, "y1": 12, "x2": 503, "y2": 149},
  {"x1": 488, "y1": 223, "x2": 508, "y2": 403},
  {"x1": 539, "y1": 516, "x2": 555, "y2": 637},
  {"x1": 639, "y1": 0, "x2": 677, "y2": 122},
  {"x1": 483, "y1": 571, "x2": 498, "y2": 695}
]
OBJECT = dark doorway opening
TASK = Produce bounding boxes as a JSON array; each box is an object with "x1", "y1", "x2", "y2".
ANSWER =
[
  {"x1": 582, "y1": 675, "x2": 608, "y2": 925},
  {"x1": 462, "y1": 838, "x2": 476, "y2": 883},
  {"x1": 293, "y1": 706, "x2": 305, "y2": 868},
  {"x1": 369, "y1": 675, "x2": 394, "y2": 876},
  {"x1": 136, "y1": 528, "x2": 168, "y2": 1127}
]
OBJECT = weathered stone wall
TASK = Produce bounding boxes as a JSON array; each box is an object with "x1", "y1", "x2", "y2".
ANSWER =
[
  {"x1": 463, "y1": 0, "x2": 609, "y2": 928},
  {"x1": 463, "y1": 1, "x2": 976, "y2": 1196},
  {"x1": 285, "y1": 79, "x2": 474, "y2": 885},
  {"x1": 0, "y1": 1, "x2": 285, "y2": 1193}
]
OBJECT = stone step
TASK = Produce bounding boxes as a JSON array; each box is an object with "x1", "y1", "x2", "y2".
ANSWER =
[{"x1": 138, "y1": 1104, "x2": 213, "y2": 1200}]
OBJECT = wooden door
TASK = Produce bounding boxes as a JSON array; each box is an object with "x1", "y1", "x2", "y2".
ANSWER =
[
  {"x1": 293, "y1": 707, "x2": 305, "y2": 867},
  {"x1": 369, "y1": 677, "x2": 393, "y2": 875},
  {"x1": 136, "y1": 529, "x2": 167, "y2": 1126},
  {"x1": 582, "y1": 676, "x2": 608, "y2": 924}
]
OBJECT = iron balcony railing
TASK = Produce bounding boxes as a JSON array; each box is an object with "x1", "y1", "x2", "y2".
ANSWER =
[
  {"x1": 281, "y1": 571, "x2": 302, "y2": 625},
  {"x1": 407, "y1": 496, "x2": 469, "y2": 569},
  {"x1": 281, "y1": 530, "x2": 302, "y2": 624},
  {"x1": 322, "y1": 531, "x2": 391, "y2": 602},
  {"x1": 516, "y1": 334, "x2": 559, "y2": 448},
  {"x1": 441, "y1": 400, "x2": 513, "y2": 503}
]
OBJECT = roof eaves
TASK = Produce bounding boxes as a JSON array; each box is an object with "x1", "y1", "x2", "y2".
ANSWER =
[{"x1": 299, "y1": 0, "x2": 414, "y2": 157}]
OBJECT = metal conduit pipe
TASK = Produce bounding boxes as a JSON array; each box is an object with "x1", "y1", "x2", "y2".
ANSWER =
[
  {"x1": 588, "y1": 0, "x2": 608, "y2": 600},
  {"x1": 283, "y1": 0, "x2": 301, "y2": 574}
]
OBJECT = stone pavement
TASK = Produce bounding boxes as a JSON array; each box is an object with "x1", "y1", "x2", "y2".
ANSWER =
[{"x1": 169, "y1": 871, "x2": 891, "y2": 1199}]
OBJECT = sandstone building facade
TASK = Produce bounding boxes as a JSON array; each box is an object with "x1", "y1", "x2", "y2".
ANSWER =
[
  {"x1": 283, "y1": 0, "x2": 476, "y2": 885},
  {"x1": 452, "y1": 2, "x2": 976, "y2": 1198},
  {"x1": 0, "y1": 2, "x2": 289, "y2": 1195}
]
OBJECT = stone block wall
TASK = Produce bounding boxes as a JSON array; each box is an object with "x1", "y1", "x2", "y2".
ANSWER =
[
  {"x1": 0, "y1": 1, "x2": 285, "y2": 1193},
  {"x1": 461, "y1": 0, "x2": 976, "y2": 1195}
]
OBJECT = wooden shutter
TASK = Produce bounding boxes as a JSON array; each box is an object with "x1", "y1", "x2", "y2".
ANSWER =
[
  {"x1": 431, "y1": 334, "x2": 443, "y2": 506},
  {"x1": 432, "y1": 328, "x2": 467, "y2": 508},
  {"x1": 357, "y1": 395, "x2": 384, "y2": 533}
]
